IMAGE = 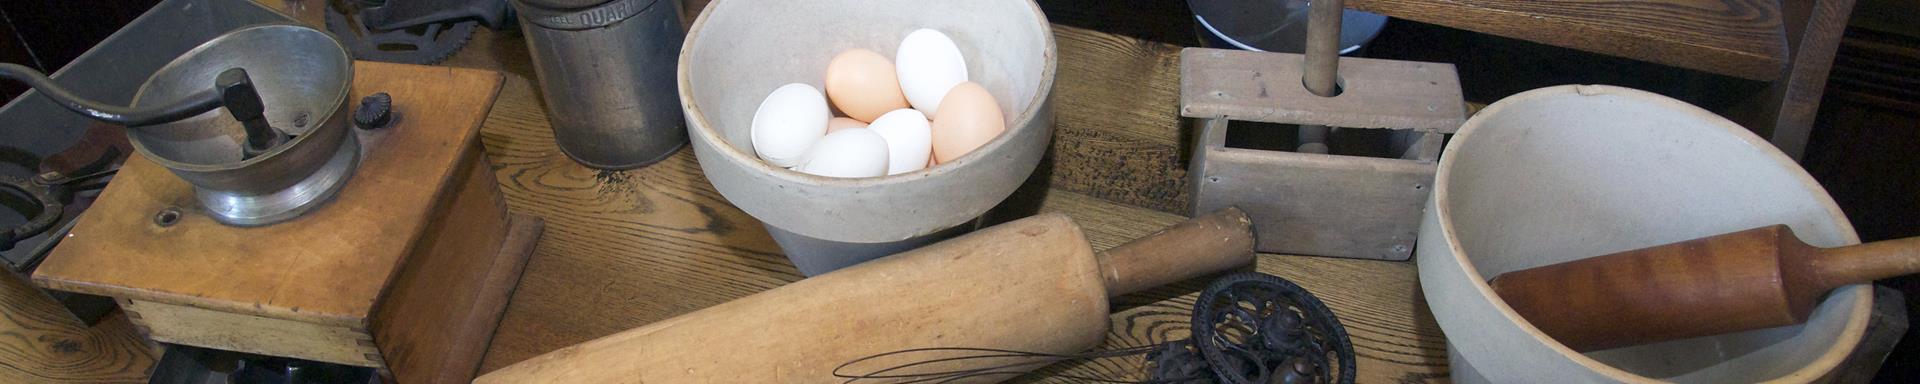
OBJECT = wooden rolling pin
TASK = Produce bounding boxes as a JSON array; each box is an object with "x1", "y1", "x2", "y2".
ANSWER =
[
  {"x1": 476, "y1": 208, "x2": 1255, "y2": 383},
  {"x1": 1491, "y1": 225, "x2": 1920, "y2": 352}
]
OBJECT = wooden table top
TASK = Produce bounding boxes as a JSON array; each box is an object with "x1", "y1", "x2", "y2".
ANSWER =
[
  {"x1": 443, "y1": 5, "x2": 1449, "y2": 383},
  {"x1": 0, "y1": 1, "x2": 1446, "y2": 381}
]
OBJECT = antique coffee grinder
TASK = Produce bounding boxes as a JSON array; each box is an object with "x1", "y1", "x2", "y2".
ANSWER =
[{"x1": 7, "y1": 24, "x2": 541, "y2": 383}]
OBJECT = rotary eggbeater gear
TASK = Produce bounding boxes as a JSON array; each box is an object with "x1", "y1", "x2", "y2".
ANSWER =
[{"x1": 832, "y1": 272, "x2": 1356, "y2": 383}]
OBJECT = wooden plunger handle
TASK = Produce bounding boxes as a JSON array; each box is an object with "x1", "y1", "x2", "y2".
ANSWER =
[{"x1": 1097, "y1": 207, "x2": 1256, "y2": 297}]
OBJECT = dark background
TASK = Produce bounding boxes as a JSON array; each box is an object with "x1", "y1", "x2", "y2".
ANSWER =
[{"x1": 2, "y1": 0, "x2": 1914, "y2": 381}]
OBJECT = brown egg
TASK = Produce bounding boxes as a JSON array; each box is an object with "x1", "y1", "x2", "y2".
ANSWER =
[
  {"x1": 824, "y1": 49, "x2": 910, "y2": 122},
  {"x1": 930, "y1": 82, "x2": 1005, "y2": 163},
  {"x1": 826, "y1": 117, "x2": 868, "y2": 133}
]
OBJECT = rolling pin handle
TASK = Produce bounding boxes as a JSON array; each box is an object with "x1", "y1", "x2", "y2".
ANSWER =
[{"x1": 1096, "y1": 207, "x2": 1257, "y2": 297}]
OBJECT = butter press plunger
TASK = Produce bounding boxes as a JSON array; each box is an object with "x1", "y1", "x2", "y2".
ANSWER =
[{"x1": 1181, "y1": 0, "x2": 1467, "y2": 260}]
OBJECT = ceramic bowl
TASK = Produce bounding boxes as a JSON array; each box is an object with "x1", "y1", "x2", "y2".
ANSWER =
[
  {"x1": 1419, "y1": 85, "x2": 1869, "y2": 383},
  {"x1": 679, "y1": 0, "x2": 1056, "y2": 276}
]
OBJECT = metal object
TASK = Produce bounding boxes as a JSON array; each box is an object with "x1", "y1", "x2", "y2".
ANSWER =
[
  {"x1": 1181, "y1": 0, "x2": 1465, "y2": 260},
  {"x1": 513, "y1": 0, "x2": 687, "y2": 170},
  {"x1": 355, "y1": 93, "x2": 394, "y2": 129},
  {"x1": 1187, "y1": 0, "x2": 1386, "y2": 54},
  {"x1": 0, "y1": 169, "x2": 113, "y2": 251},
  {"x1": 129, "y1": 24, "x2": 358, "y2": 226},
  {"x1": 0, "y1": 174, "x2": 64, "y2": 252},
  {"x1": 828, "y1": 271, "x2": 1345, "y2": 383},
  {"x1": 215, "y1": 68, "x2": 291, "y2": 159},
  {"x1": 1190, "y1": 272, "x2": 1354, "y2": 384},
  {"x1": 2, "y1": 24, "x2": 356, "y2": 227},
  {"x1": 0, "y1": 62, "x2": 290, "y2": 163},
  {"x1": 0, "y1": 0, "x2": 293, "y2": 326},
  {"x1": 324, "y1": 2, "x2": 479, "y2": 65},
  {"x1": 357, "y1": 0, "x2": 512, "y2": 30},
  {"x1": 0, "y1": 64, "x2": 227, "y2": 127},
  {"x1": 0, "y1": 0, "x2": 291, "y2": 160}
]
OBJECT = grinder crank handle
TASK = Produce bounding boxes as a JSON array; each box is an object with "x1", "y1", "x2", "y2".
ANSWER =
[
  {"x1": 0, "y1": 63, "x2": 223, "y2": 126},
  {"x1": 0, "y1": 63, "x2": 286, "y2": 156},
  {"x1": 1096, "y1": 207, "x2": 1257, "y2": 297}
]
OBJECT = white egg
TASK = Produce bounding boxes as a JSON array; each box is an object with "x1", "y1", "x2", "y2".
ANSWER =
[
  {"x1": 750, "y1": 83, "x2": 830, "y2": 167},
  {"x1": 866, "y1": 109, "x2": 933, "y2": 175},
  {"x1": 895, "y1": 29, "x2": 968, "y2": 118},
  {"x1": 798, "y1": 128, "x2": 890, "y2": 178}
]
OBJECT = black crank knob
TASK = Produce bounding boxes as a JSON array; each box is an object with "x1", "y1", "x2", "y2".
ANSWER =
[{"x1": 355, "y1": 92, "x2": 393, "y2": 129}]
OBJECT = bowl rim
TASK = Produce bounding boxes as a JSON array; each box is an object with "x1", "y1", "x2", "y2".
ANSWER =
[
  {"x1": 1429, "y1": 84, "x2": 1869, "y2": 383},
  {"x1": 677, "y1": 0, "x2": 1058, "y2": 187},
  {"x1": 128, "y1": 23, "x2": 353, "y2": 173}
]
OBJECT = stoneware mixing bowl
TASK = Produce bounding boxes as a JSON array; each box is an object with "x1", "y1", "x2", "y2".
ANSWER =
[
  {"x1": 679, "y1": 0, "x2": 1056, "y2": 276},
  {"x1": 1419, "y1": 85, "x2": 1868, "y2": 382}
]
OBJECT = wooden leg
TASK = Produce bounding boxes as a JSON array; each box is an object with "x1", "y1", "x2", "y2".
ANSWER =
[{"x1": 1733, "y1": 0, "x2": 1857, "y2": 161}]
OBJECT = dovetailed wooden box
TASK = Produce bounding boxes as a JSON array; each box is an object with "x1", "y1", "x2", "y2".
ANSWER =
[
  {"x1": 31, "y1": 62, "x2": 541, "y2": 384},
  {"x1": 1180, "y1": 48, "x2": 1464, "y2": 261}
]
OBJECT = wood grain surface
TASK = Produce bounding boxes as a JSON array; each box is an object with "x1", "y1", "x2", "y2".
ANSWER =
[
  {"x1": 428, "y1": 16, "x2": 1448, "y2": 383},
  {"x1": 1729, "y1": 0, "x2": 1857, "y2": 160},
  {"x1": 1034, "y1": 191, "x2": 1448, "y2": 383},
  {"x1": 33, "y1": 62, "x2": 505, "y2": 328},
  {"x1": 1345, "y1": 0, "x2": 1788, "y2": 81},
  {"x1": 475, "y1": 213, "x2": 1117, "y2": 383},
  {"x1": 131, "y1": 2, "x2": 1445, "y2": 382},
  {"x1": 122, "y1": 299, "x2": 382, "y2": 368},
  {"x1": 0, "y1": 275, "x2": 153, "y2": 383},
  {"x1": 1181, "y1": 48, "x2": 1467, "y2": 131}
]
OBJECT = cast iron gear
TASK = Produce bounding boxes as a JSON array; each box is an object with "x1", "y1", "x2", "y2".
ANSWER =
[{"x1": 324, "y1": 2, "x2": 476, "y2": 65}]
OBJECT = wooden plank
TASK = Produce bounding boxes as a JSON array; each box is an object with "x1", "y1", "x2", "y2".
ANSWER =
[
  {"x1": 32, "y1": 62, "x2": 506, "y2": 327},
  {"x1": 371, "y1": 150, "x2": 529, "y2": 384},
  {"x1": 1401, "y1": 131, "x2": 1445, "y2": 161},
  {"x1": 1190, "y1": 121, "x2": 1433, "y2": 260},
  {"x1": 1181, "y1": 48, "x2": 1467, "y2": 132},
  {"x1": 472, "y1": 55, "x2": 802, "y2": 377},
  {"x1": 473, "y1": 214, "x2": 1113, "y2": 383},
  {"x1": 392, "y1": 5, "x2": 1200, "y2": 216},
  {"x1": 0, "y1": 274, "x2": 154, "y2": 382},
  {"x1": 122, "y1": 299, "x2": 381, "y2": 367},
  {"x1": 1347, "y1": 0, "x2": 1788, "y2": 81},
  {"x1": 467, "y1": 57, "x2": 1442, "y2": 384},
  {"x1": 1046, "y1": 25, "x2": 1192, "y2": 214},
  {"x1": 1729, "y1": 0, "x2": 1856, "y2": 160},
  {"x1": 200, "y1": 2, "x2": 1449, "y2": 380}
]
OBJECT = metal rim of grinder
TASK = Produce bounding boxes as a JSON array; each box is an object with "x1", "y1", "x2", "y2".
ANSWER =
[{"x1": 128, "y1": 24, "x2": 357, "y2": 226}]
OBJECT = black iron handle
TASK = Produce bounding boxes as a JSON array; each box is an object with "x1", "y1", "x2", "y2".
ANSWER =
[
  {"x1": 0, "y1": 63, "x2": 287, "y2": 158},
  {"x1": 0, "y1": 63, "x2": 225, "y2": 126},
  {"x1": 216, "y1": 68, "x2": 288, "y2": 157}
]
